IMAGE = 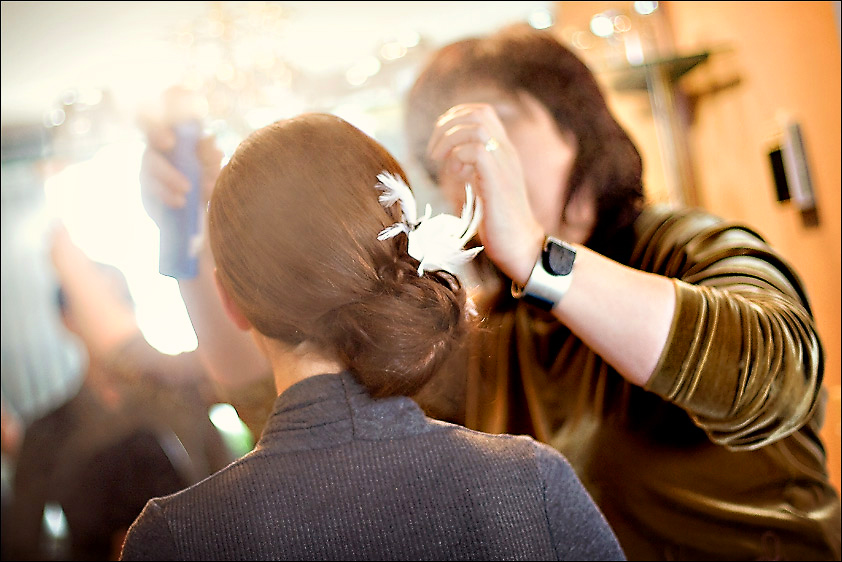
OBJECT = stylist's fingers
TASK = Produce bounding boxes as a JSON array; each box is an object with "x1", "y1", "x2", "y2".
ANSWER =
[
  {"x1": 429, "y1": 122, "x2": 491, "y2": 165},
  {"x1": 436, "y1": 111, "x2": 541, "y2": 285},
  {"x1": 447, "y1": 141, "x2": 520, "y2": 215},
  {"x1": 456, "y1": 143, "x2": 542, "y2": 285},
  {"x1": 428, "y1": 102, "x2": 530, "y2": 222},
  {"x1": 146, "y1": 124, "x2": 176, "y2": 153},
  {"x1": 443, "y1": 142, "x2": 483, "y2": 185},
  {"x1": 441, "y1": 128, "x2": 519, "y2": 199},
  {"x1": 140, "y1": 147, "x2": 190, "y2": 211},
  {"x1": 428, "y1": 104, "x2": 505, "y2": 155},
  {"x1": 136, "y1": 99, "x2": 187, "y2": 214},
  {"x1": 135, "y1": 100, "x2": 176, "y2": 152}
]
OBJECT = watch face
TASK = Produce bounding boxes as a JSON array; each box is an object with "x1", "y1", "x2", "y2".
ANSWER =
[{"x1": 543, "y1": 239, "x2": 576, "y2": 276}]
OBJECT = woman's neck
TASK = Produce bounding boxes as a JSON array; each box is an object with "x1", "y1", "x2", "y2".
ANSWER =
[{"x1": 253, "y1": 333, "x2": 345, "y2": 396}]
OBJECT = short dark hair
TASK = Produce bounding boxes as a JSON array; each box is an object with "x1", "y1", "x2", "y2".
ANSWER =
[{"x1": 405, "y1": 23, "x2": 644, "y2": 250}]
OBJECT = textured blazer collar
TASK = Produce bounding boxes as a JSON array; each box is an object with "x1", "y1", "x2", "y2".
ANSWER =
[{"x1": 255, "y1": 372, "x2": 440, "y2": 453}]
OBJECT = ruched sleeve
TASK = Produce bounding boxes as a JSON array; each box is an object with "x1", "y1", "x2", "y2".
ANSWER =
[{"x1": 638, "y1": 206, "x2": 823, "y2": 449}]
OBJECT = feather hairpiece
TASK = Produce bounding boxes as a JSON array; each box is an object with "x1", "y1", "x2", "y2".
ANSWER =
[{"x1": 375, "y1": 171, "x2": 484, "y2": 276}]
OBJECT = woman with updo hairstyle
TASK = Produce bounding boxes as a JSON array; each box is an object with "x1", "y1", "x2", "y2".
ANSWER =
[
  {"x1": 119, "y1": 113, "x2": 625, "y2": 561},
  {"x1": 209, "y1": 113, "x2": 465, "y2": 399}
]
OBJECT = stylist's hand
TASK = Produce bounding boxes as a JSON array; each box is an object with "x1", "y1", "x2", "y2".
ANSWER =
[
  {"x1": 426, "y1": 103, "x2": 543, "y2": 286},
  {"x1": 137, "y1": 89, "x2": 223, "y2": 226}
]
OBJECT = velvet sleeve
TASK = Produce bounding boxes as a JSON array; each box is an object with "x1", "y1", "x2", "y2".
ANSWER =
[{"x1": 638, "y1": 208, "x2": 823, "y2": 449}]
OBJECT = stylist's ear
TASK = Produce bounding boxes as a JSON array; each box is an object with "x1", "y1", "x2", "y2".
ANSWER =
[{"x1": 214, "y1": 269, "x2": 252, "y2": 331}]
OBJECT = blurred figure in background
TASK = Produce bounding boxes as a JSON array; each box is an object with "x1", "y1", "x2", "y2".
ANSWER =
[
  {"x1": 5, "y1": 225, "x2": 235, "y2": 561},
  {"x1": 0, "y1": 394, "x2": 23, "y2": 461},
  {"x1": 402, "y1": 23, "x2": 841, "y2": 560},
  {"x1": 1, "y1": 393, "x2": 24, "y2": 561}
]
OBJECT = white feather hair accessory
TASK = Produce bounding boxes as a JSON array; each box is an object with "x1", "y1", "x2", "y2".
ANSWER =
[{"x1": 375, "y1": 171, "x2": 484, "y2": 276}]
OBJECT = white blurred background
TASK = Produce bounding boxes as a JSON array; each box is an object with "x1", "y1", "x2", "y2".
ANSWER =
[{"x1": 1, "y1": 0, "x2": 555, "y2": 421}]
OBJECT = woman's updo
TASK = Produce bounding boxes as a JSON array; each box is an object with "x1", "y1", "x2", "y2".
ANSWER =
[{"x1": 208, "y1": 113, "x2": 471, "y2": 397}]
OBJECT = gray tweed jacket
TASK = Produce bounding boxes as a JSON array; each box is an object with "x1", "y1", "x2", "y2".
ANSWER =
[{"x1": 120, "y1": 372, "x2": 624, "y2": 561}]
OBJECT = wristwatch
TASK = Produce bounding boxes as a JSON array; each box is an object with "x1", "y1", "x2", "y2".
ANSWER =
[{"x1": 511, "y1": 235, "x2": 577, "y2": 311}]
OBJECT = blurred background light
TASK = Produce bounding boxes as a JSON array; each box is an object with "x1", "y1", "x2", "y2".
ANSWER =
[
  {"x1": 590, "y1": 13, "x2": 615, "y2": 38},
  {"x1": 633, "y1": 1, "x2": 659, "y2": 16}
]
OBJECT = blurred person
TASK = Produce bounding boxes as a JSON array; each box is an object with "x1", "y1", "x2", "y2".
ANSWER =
[
  {"x1": 119, "y1": 113, "x2": 625, "y2": 561},
  {"x1": 5, "y1": 225, "x2": 235, "y2": 561},
  {"x1": 135, "y1": 25, "x2": 840, "y2": 561},
  {"x1": 1, "y1": 393, "x2": 23, "y2": 460},
  {"x1": 1, "y1": 393, "x2": 24, "y2": 561},
  {"x1": 401, "y1": 23, "x2": 841, "y2": 560}
]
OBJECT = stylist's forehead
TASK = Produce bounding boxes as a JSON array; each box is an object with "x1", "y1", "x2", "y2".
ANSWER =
[{"x1": 449, "y1": 86, "x2": 535, "y2": 123}]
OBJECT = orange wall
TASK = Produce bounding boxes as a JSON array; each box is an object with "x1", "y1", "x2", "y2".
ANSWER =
[{"x1": 557, "y1": 1, "x2": 841, "y2": 493}]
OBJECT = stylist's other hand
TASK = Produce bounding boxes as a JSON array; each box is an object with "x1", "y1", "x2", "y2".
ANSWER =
[
  {"x1": 137, "y1": 87, "x2": 223, "y2": 226},
  {"x1": 426, "y1": 103, "x2": 543, "y2": 286}
]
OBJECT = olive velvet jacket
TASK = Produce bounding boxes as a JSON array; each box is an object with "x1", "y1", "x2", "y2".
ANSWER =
[{"x1": 423, "y1": 204, "x2": 840, "y2": 560}]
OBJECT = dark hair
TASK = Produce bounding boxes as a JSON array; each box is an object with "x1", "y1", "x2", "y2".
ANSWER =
[
  {"x1": 405, "y1": 23, "x2": 644, "y2": 249},
  {"x1": 208, "y1": 113, "x2": 470, "y2": 398}
]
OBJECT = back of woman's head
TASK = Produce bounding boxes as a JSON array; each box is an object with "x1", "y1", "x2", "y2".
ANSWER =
[
  {"x1": 208, "y1": 113, "x2": 469, "y2": 397},
  {"x1": 405, "y1": 23, "x2": 644, "y2": 248}
]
